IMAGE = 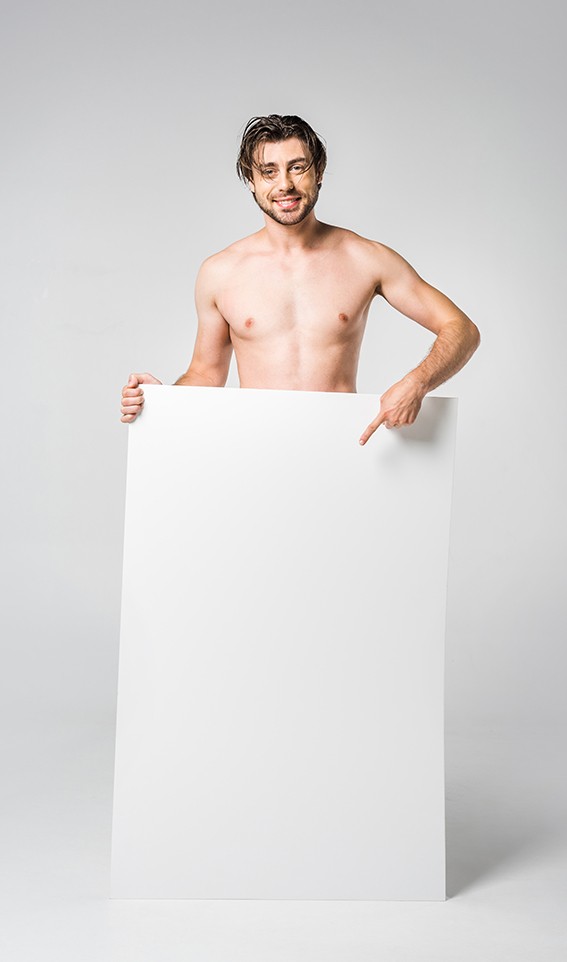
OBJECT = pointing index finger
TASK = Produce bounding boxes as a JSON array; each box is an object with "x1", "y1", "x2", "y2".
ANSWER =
[{"x1": 359, "y1": 409, "x2": 387, "y2": 445}]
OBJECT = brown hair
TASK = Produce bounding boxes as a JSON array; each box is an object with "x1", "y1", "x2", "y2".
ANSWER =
[{"x1": 236, "y1": 114, "x2": 327, "y2": 185}]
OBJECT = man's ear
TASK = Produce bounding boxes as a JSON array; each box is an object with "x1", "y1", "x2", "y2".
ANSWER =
[{"x1": 248, "y1": 180, "x2": 255, "y2": 193}]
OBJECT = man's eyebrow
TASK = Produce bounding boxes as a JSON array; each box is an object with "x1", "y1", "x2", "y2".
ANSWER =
[{"x1": 258, "y1": 157, "x2": 310, "y2": 169}]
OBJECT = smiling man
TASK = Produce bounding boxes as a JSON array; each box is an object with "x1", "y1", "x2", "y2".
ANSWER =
[{"x1": 120, "y1": 114, "x2": 479, "y2": 443}]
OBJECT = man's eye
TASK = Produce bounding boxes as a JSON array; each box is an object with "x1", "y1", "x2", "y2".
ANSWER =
[{"x1": 292, "y1": 165, "x2": 305, "y2": 172}]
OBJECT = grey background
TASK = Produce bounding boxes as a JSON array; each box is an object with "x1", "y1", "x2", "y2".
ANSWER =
[
  {"x1": 0, "y1": 1, "x2": 565, "y2": 956},
  {"x1": 3, "y1": 0, "x2": 564, "y2": 734}
]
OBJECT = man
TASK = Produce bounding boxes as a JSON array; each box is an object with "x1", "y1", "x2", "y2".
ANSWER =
[{"x1": 120, "y1": 114, "x2": 479, "y2": 444}]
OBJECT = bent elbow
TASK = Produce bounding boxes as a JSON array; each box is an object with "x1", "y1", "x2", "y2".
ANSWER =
[
  {"x1": 467, "y1": 319, "x2": 481, "y2": 354},
  {"x1": 472, "y1": 323, "x2": 481, "y2": 351}
]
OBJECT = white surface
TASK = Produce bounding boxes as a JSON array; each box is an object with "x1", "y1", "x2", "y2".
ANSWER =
[
  {"x1": 111, "y1": 387, "x2": 457, "y2": 900},
  {"x1": 3, "y1": 721, "x2": 566, "y2": 962}
]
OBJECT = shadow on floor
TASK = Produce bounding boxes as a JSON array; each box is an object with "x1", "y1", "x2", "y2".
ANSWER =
[{"x1": 444, "y1": 731, "x2": 562, "y2": 897}]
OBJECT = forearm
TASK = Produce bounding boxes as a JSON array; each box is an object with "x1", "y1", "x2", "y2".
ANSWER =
[{"x1": 403, "y1": 315, "x2": 480, "y2": 396}]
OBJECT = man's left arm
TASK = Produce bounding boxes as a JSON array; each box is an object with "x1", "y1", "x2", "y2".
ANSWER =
[{"x1": 359, "y1": 244, "x2": 480, "y2": 445}]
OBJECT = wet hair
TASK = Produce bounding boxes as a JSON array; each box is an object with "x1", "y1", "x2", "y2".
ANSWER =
[{"x1": 236, "y1": 114, "x2": 327, "y2": 186}]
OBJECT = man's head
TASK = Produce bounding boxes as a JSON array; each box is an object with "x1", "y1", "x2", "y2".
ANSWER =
[{"x1": 236, "y1": 114, "x2": 327, "y2": 226}]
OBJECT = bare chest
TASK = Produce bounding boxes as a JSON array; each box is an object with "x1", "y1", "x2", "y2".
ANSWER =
[{"x1": 217, "y1": 253, "x2": 376, "y2": 345}]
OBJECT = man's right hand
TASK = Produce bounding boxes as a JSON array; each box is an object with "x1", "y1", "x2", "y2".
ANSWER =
[{"x1": 120, "y1": 372, "x2": 162, "y2": 423}]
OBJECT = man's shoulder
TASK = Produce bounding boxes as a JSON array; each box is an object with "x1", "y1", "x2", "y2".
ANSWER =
[
  {"x1": 200, "y1": 231, "x2": 263, "y2": 271},
  {"x1": 335, "y1": 226, "x2": 391, "y2": 258},
  {"x1": 330, "y1": 228, "x2": 408, "y2": 288},
  {"x1": 318, "y1": 224, "x2": 389, "y2": 263}
]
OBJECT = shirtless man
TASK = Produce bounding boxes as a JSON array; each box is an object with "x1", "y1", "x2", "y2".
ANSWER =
[{"x1": 120, "y1": 114, "x2": 480, "y2": 444}]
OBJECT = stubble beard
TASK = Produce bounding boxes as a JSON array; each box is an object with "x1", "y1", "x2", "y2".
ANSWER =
[{"x1": 252, "y1": 184, "x2": 321, "y2": 226}]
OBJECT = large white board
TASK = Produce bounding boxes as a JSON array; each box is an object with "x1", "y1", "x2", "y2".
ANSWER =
[{"x1": 111, "y1": 386, "x2": 457, "y2": 900}]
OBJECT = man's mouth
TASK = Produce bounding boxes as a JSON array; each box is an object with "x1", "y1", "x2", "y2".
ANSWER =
[{"x1": 274, "y1": 196, "x2": 301, "y2": 210}]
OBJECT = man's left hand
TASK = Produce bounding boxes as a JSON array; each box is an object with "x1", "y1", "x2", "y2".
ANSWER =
[{"x1": 359, "y1": 377, "x2": 425, "y2": 445}]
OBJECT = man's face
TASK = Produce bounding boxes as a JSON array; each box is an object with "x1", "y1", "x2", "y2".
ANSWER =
[{"x1": 248, "y1": 137, "x2": 321, "y2": 226}]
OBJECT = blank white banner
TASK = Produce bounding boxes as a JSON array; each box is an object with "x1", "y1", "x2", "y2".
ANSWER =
[{"x1": 111, "y1": 386, "x2": 457, "y2": 900}]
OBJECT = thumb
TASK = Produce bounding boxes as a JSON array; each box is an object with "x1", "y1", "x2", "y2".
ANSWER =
[{"x1": 128, "y1": 373, "x2": 138, "y2": 387}]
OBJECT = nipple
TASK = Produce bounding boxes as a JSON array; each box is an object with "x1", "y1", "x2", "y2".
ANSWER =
[
  {"x1": 339, "y1": 313, "x2": 349, "y2": 322},
  {"x1": 245, "y1": 317, "x2": 254, "y2": 328}
]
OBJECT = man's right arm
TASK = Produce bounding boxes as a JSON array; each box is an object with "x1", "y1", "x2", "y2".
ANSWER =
[
  {"x1": 120, "y1": 256, "x2": 233, "y2": 422},
  {"x1": 173, "y1": 255, "x2": 233, "y2": 387}
]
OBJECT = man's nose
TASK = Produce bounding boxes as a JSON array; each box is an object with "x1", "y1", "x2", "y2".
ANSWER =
[{"x1": 276, "y1": 169, "x2": 294, "y2": 191}]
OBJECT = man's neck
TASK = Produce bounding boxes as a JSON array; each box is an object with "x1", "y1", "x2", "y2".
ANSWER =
[{"x1": 260, "y1": 212, "x2": 326, "y2": 253}]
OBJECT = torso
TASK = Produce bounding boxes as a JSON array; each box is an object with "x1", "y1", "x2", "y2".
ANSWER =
[{"x1": 213, "y1": 224, "x2": 380, "y2": 392}]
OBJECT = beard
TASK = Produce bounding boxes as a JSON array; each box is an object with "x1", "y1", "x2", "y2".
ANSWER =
[{"x1": 252, "y1": 183, "x2": 321, "y2": 226}]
